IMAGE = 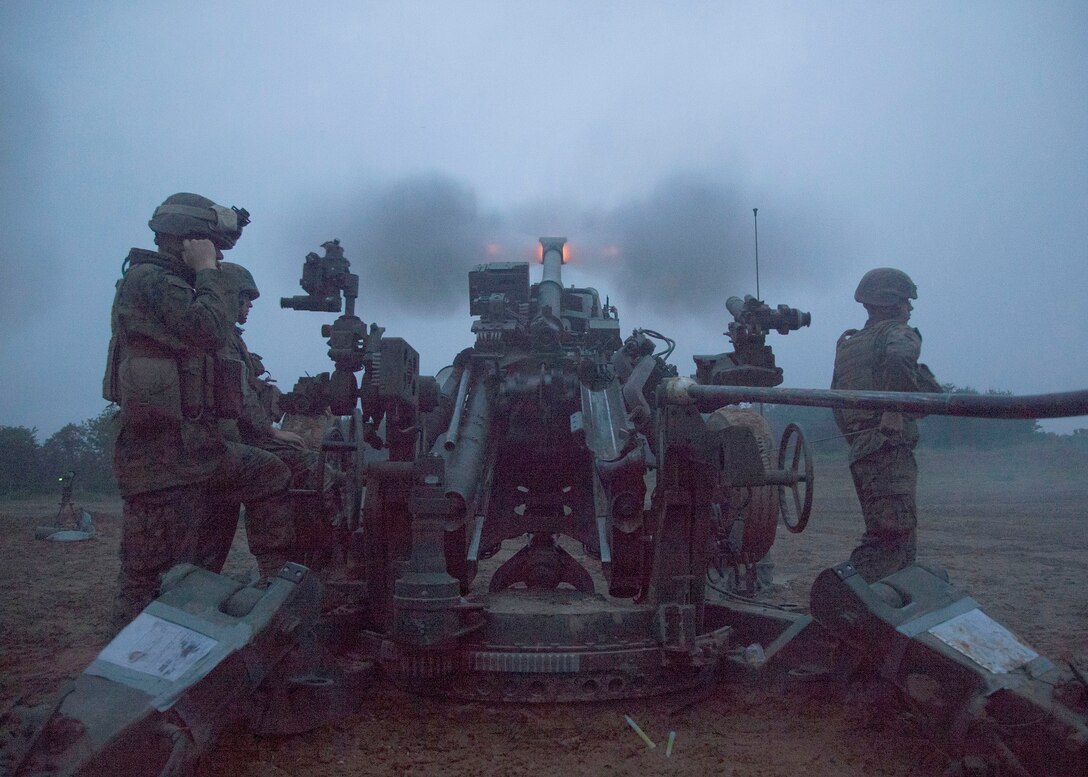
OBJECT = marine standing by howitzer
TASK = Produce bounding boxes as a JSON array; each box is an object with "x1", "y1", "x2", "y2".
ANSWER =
[
  {"x1": 102, "y1": 193, "x2": 293, "y2": 633},
  {"x1": 202, "y1": 262, "x2": 328, "y2": 577},
  {"x1": 831, "y1": 267, "x2": 942, "y2": 583}
]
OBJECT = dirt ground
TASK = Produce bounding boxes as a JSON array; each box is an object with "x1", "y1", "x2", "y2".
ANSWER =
[{"x1": 1, "y1": 442, "x2": 1086, "y2": 776}]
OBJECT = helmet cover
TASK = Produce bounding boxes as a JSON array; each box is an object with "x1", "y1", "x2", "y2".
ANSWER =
[
  {"x1": 149, "y1": 192, "x2": 250, "y2": 249},
  {"x1": 219, "y1": 261, "x2": 260, "y2": 300},
  {"x1": 854, "y1": 267, "x2": 917, "y2": 306}
]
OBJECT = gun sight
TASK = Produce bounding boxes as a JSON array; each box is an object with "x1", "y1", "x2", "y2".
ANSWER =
[
  {"x1": 279, "y1": 239, "x2": 358, "y2": 314},
  {"x1": 727, "y1": 295, "x2": 811, "y2": 335}
]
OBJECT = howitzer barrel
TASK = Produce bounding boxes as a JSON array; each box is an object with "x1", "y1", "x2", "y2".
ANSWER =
[
  {"x1": 444, "y1": 366, "x2": 472, "y2": 451},
  {"x1": 538, "y1": 237, "x2": 566, "y2": 315},
  {"x1": 662, "y1": 378, "x2": 1088, "y2": 420}
]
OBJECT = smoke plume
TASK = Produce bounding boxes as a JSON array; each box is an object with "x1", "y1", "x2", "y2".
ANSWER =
[{"x1": 316, "y1": 171, "x2": 844, "y2": 319}]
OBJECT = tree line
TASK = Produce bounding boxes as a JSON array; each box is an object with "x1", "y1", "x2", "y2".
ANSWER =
[
  {"x1": 1, "y1": 384, "x2": 1083, "y2": 496},
  {"x1": 0, "y1": 407, "x2": 118, "y2": 496}
]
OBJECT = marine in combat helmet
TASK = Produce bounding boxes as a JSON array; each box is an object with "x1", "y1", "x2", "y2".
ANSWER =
[
  {"x1": 831, "y1": 267, "x2": 941, "y2": 583},
  {"x1": 103, "y1": 193, "x2": 293, "y2": 632},
  {"x1": 197, "y1": 261, "x2": 333, "y2": 577}
]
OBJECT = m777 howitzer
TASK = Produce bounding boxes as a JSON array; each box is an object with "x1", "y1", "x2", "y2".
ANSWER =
[
  {"x1": 252, "y1": 237, "x2": 1088, "y2": 774},
  {"x1": 8, "y1": 238, "x2": 1087, "y2": 777}
]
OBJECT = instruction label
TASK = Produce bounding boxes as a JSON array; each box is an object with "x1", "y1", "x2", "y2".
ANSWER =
[
  {"x1": 98, "y1": 613, "x2": 218, "y2": 681},
  {"x1": 928, "y1": 608, "x2": 1038, "y2": 674}
]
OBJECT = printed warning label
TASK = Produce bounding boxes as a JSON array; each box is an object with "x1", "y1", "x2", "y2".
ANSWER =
[
  {"x1": 98, "y1": 613, "x2": 218, "y2": 681},
  {"x1": 928, "y1": 608, "x2": 1038, "y2": 674}
]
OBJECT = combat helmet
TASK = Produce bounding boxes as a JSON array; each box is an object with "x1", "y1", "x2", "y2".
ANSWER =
[
  {"x1": 149, "y1": 193, "x2": 250, "y2": 250},
  {"x1": 219, "y1": 262, "x2": 260, "y2": 300},
  {"x1": 854, "y1": 267, "x2": 917, "y2": 306}
]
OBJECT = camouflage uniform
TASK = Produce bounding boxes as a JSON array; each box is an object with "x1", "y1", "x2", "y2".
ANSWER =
[
  {"x1": 202, "y1": 324, "x2": 322, "y2": 576},
  {"x1": 201, "y1": 261, "x2": 332, "y2": 577},
  {"x1": 105, "y1": 248, "x2": 291, "y2": 632},
  {"x1": 246, "y1": 350, "x2": 284, "y2": 423},
  {"x1": 832, "y1": 317, "x2": 938, "y2": 582}
]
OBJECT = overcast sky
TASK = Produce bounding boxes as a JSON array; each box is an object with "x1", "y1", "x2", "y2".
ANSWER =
[{"x1": 2, "y1": 1, "x2": 1086, "y2": 440}]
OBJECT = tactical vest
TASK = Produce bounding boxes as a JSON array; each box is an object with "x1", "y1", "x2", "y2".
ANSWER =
[
  {"x1": 103, "y1": 250, "x2": 242, "y2": 427},
  {"x1": 830, "y1": 319, "x2": 900, "y2": 435},
  {"x1": 219, "y1": 327, "x2": 272, "y2": 443}
]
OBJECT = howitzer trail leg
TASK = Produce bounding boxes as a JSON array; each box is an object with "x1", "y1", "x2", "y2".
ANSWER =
[
  {"x1": 811, "y1": 563, "x2": 1088, "y2": 776},
  {"x1": 13, "y1": 563, "x2": 369, "y2": 777}
]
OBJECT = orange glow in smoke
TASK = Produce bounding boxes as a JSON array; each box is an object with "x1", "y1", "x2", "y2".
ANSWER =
[
  {"x1": 485, "y1": 242, "x2": 501, "y2": 257},
  {"x1": 536, "y1": 240, "x2": 570, "y2": 263},
  {"x1": 601, "y1": 245, "x2": 619, "y2": 258}
]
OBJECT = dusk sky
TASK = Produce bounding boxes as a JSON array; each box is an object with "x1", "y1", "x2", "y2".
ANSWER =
[{"x1": 2, "y1": 1, "x2": 1086, "y2": 438}]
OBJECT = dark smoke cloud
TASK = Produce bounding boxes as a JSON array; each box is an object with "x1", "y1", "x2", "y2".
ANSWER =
[
  {"x1": 336, "y1": 174, "x2": 491, "y2": 312},
  {"x1": 588, "y1": 174, "x2": 843, "y2": 317},
  {"x1": 597, "y1": 175, "x2": 748, "y2": 311},
  {"x1": 316, "y1": 172, "x2": 845, "y2": 319}
]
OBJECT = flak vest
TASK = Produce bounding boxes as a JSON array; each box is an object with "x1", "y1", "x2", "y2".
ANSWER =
[
  {"x1": 104, "y1": 249, "x2": 243, "y2": 427},
  {"x1": 830, "y1": 320, "x2": 900, "y2": 436}
]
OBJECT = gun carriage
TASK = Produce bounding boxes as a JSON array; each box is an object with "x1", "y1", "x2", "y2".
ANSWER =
[{"x1": 275, "y1": 237, "x2": 829, "y2": 702}]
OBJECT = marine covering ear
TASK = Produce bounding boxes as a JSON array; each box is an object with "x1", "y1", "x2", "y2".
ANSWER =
[{"x1": 149, "y1": 192, "x2": 250, "y2": 249}]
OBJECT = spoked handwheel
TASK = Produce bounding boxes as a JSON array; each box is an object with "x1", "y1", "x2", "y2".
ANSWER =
[{"x1": 777, "y1": 422, "x2": 814, "y2": 533}]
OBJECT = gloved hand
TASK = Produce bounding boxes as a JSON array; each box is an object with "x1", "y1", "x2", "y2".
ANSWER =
[{"x1": 272, "y1": 427, "x2": 306, "y2": 448}]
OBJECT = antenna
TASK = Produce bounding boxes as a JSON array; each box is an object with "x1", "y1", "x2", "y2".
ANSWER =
[
  {"x1": 752, "y1": 207, "x2": 760, "y2": 300},
  {"x1": 752, "y1": 207, "x2": 763, "y2": 419}
]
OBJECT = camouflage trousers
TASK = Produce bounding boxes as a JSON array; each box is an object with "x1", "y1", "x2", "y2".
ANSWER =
[
  {"x1": 109, "y1": 440, "x2": 291, "y2": 634},
  {"x1": 848, "y1": 444, "x2": 918, "y2": 583},
  {"x1": 200, "y1": 440, "x2": 325, "y2": 579}
]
